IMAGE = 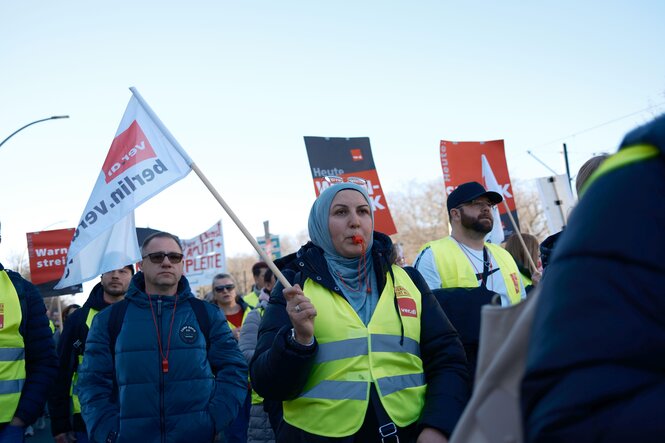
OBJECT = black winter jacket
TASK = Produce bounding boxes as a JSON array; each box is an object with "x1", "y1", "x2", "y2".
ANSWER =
[
  {"x1": 48, "y1": 282, "x2": 111, "y2": 435},
  {"x1": 250, "y1": 233, "x2": 470, "y2": 442},
  {"x1": 0, "y1": 263, "x2": 57, "y2": 429},
  {"x1": 522, "y1": 114, "x2": 665, "y2": 441}
]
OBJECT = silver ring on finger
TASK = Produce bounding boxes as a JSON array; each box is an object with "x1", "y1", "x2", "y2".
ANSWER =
[{"x1": 295, "y1": 304, "x2": 301, "y2": 313}]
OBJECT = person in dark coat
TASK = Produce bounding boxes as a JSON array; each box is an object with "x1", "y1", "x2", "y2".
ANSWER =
[
  {"x1": 521, "y1": 114, "x2": 665, "y2": 441},
  {"x1": 77, "y1": 232, "x2": 247, "y2": 443},
  {"x1": 251, "y1": 181, "x2": 470, "y2": 442},
  {"x1": 48, "y1": 266, "x2": 134, "y2": 443},
  {"x1": 0, "y1": 254, "x2": 57, "y2": 441}
]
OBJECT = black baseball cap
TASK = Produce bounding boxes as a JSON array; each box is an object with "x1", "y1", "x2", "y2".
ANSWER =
[{"x1": 447, "y1": 181, "x2": 503, "y2": 213}]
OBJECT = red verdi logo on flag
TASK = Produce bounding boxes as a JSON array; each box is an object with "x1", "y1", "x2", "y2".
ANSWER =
[
  {"x1": 102, "y1": 120, "x2": 157, "y2": 183},
  {"x1": 350, "y1": 149, "x2": 363, "y2": 161}
]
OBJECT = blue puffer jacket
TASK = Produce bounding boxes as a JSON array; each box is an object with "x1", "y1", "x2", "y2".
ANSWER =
[
  {"x1": 0, "y1": 263, "x2": 57, "y2": 427},
  {"x1": 78, "y1": 272, "x2": 248, "y2": 443}
]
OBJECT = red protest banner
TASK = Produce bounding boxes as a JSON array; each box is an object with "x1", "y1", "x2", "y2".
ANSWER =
[
  {"x1": 27, "y1": 228, "x2": 76, "y2": 285},
  {"x1": 304, "y1": 137, "x2": 397, "y2": 235},
  {"x1": 440, "y1": 139, "x2": 520, "y2": 237}
]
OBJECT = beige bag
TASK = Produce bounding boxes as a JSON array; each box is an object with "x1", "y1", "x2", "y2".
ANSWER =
[{"x1": 449, "y1": 288, "x2": 540, "y2": 443}]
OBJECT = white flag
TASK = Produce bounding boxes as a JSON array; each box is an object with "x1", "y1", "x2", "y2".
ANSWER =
[
  {"x1": 481, "y1": 154, "x2": 505, "y2": 244},
  {"x1": 55, "y1": 89, "x2": 192, "y2": 289}
]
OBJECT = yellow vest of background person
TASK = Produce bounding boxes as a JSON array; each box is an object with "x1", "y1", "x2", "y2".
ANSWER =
[
  {"x1": 242, "y1": 291, "x2": 259, "y2": 309},
  {"x1": 228, "y1": 305, "x2": 251, "y2": 332},
  {"x1": 422, "y1": 237, "x2": 522, "y2": 305},
  {"x1": 71, "y1": 308, "x2": 98, "y2": 414},
  {"x1": 283, "y1": 266, "x2": 425, "y2": 437},
  {"x1": 520, "y1": 272, "x2": 532, "y2": 287},
  {"x1": 0, "y1": 271, "x2": 27, "y2": 423}
]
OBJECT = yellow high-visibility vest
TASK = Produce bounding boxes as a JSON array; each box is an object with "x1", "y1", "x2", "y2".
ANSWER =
[
  {"x1": 421, "y1": 237, "x2": 522, "y2": 305},
  {"x1": 242, "y1": 291, "x2": 259, "y2": 309},
  {"x1": 0, "y1": 271, "x2": 26, "y2": 423},
  {"x1": 71, "y1": 307, "x2": 98, "y2": 414},
  {"x1": 283, "y1": 266, "x2": 426, "y2": 437}
]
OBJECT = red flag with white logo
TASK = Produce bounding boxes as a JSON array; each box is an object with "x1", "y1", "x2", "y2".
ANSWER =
[
  {"x1": 439, "y1": 139, "x2": 520, "y2": 240},
  {"x1": 55, "y1": 89, "x2": 192, "y2": 289}
]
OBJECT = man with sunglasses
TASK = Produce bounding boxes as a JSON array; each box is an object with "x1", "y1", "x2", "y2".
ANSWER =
[
  {"x1": 77, "y1": 231, "x2": 248, "y2": 443},
  {"x1": 414, "y1": 181, "x2": 525, "y2": 306}
]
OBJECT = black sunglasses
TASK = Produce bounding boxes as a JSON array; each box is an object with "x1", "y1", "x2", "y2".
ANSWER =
[
  {"x1": 142, "y1": 251, "x2": 184, "y2": 264},
  {"x1": 214, "y1": 284, "x2": 236, "y2": 293}
]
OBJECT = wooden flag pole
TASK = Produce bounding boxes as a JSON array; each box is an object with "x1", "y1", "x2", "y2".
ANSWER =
[
  {"x1": 190, "y1": 163, "x2": 292, "y2": 289},
  {"x1": 501, "y1": 200, "x2": 539, "y2": 276},
  {"x1": 129, "y1": 87, "x2": 291, "y2": 289}
]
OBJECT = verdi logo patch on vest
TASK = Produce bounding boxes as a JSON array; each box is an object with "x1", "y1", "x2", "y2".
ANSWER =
[
  {"x1": 179, "y1": 324, "x2": 198, "y2": 344},
  {"x1": 0, "y1": 303, "x2": 4, "y2": 329},
  {"x1": 396, "y1": 285, "x2": 418, "y2": 318},
  {"x1": 510, "y1": 272, "x2": 520, "y2": 293}
]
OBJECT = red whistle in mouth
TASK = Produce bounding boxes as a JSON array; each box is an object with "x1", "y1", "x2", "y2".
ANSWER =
[{"x1": 352, "y1": 235, "x2": 364, "y2": 244}]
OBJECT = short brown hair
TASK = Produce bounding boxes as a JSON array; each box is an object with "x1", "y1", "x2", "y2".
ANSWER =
[
  {"x1": 504, "y1": 233, "x2": 539, "y2": 272},
  {"x1": 576, "y1": 154, "x2": 609, "y2": 194},
  {"x1": 141, "y1": 231, "x2": 182, "y2": 255}
]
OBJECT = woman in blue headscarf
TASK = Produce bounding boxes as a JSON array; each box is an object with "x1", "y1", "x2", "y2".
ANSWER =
[{"x1": 250, "y1": 181, "x2": 470, "y2": 443}]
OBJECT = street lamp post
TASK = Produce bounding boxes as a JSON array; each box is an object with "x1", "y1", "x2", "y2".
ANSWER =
[{"x1": 0, "y1": 115, "x2": 69, "y2": 150}]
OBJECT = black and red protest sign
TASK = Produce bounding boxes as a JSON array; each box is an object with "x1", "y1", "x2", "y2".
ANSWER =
[
  {"x1": 304, "y1": 136, "x2": 397, "y2": 235},
  {"x1": 26, "y1": 229, "x2": 82, "y2": 297}
]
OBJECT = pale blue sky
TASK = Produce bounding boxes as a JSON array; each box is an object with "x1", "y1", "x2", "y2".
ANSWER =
[{"x1": 2, "y1": 1, "x2": 664, "y2": 285}]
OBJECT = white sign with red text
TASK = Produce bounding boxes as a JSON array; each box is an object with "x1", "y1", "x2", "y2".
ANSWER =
[{"x1": 181, "y1": 220, "x2": 226, "y2": 294}]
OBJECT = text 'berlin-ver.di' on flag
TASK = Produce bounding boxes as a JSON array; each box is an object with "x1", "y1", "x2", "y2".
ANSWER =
[{"x1": 55, "y1": 89, "x2": 192, "y2": 289}]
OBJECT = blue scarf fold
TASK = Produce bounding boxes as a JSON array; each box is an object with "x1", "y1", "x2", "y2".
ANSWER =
[{"x1": 308, "y1": 183, "x2": 378, "y2": 325}]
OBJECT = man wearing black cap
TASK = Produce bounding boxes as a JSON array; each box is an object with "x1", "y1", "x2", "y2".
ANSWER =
[{"x1": 414, "y1": 181, "x2": 525, "y2": 306}]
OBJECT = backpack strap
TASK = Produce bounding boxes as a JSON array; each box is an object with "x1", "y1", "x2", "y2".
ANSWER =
[
  {"x1": 107, "y1": 299, "x2": 130, "y2": 358},
  {"x1": 106, "y1": 297, "x2": 211, "y2": 354},
  {"x1": 188, "y1": 297, "x2": 211, "y2": 350}
]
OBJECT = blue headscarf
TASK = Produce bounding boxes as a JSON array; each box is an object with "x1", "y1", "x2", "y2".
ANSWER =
[{"x1": 308, "y1": 182, "x2": 378, "y2": 325}]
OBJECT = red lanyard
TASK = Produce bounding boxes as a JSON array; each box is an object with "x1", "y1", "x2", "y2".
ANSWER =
[{"x1": 148, "y1": 294, "x2": 178, "y2": 373}]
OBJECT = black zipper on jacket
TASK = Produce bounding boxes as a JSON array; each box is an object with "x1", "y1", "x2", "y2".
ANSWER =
[{"x1": 157, "y1": 296, "x2": 166, "y2": 443}]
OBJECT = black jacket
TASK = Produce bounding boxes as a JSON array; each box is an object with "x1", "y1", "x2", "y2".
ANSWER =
[
  {"x1": 250, "y1": 232, "x2": 470, "y2": 442},
  {"x1": 0, "y1": 264, "x2": 57, "y2": 428},
  {"x1": 522, "y1": 114, "x2": 665, "y2": 441},
  {"x1": 48, "y1": 283, "x2": 111, "y2": 435}
]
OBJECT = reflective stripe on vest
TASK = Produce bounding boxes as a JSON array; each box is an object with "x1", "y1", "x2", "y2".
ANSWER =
[
  {"x1": 283, "y1": 266, "x2": 425, "y2": 437},
  {"x1": 580, "y1": 144, "x2": 659, "y2": 197},
  {"x1": 0, "y1": 271, "x2": 26, "y2": 423},
  {"x1": 423, "y1": 237, "x2": 522, "y2": 305},
  {"x1": 71, "y1": 307, "x2": 98, "y2": 414}
]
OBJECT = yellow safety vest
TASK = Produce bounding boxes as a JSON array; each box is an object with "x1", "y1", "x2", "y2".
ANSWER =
[
  {"x1": 0, "y1": 271, "x2": 26, "y2": 423},
  {"x1": 227, "y1": 305, "x2": 251, "y2": 332},
  {"x1": 520, "y1": 271, "x2": 532, "y2": 287},
  {"x1": 242, "y1": 291, "x2": 259, "y2": 309},
  {"x1": 422, "y1": 237, "x2": 522, "y2": 305},
  {"x1": 283, "y1": 266, "x2": 426, "y2": 437},
  {"x1": 71, "y1": 308, "x2": 98, "y2": 414}
]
